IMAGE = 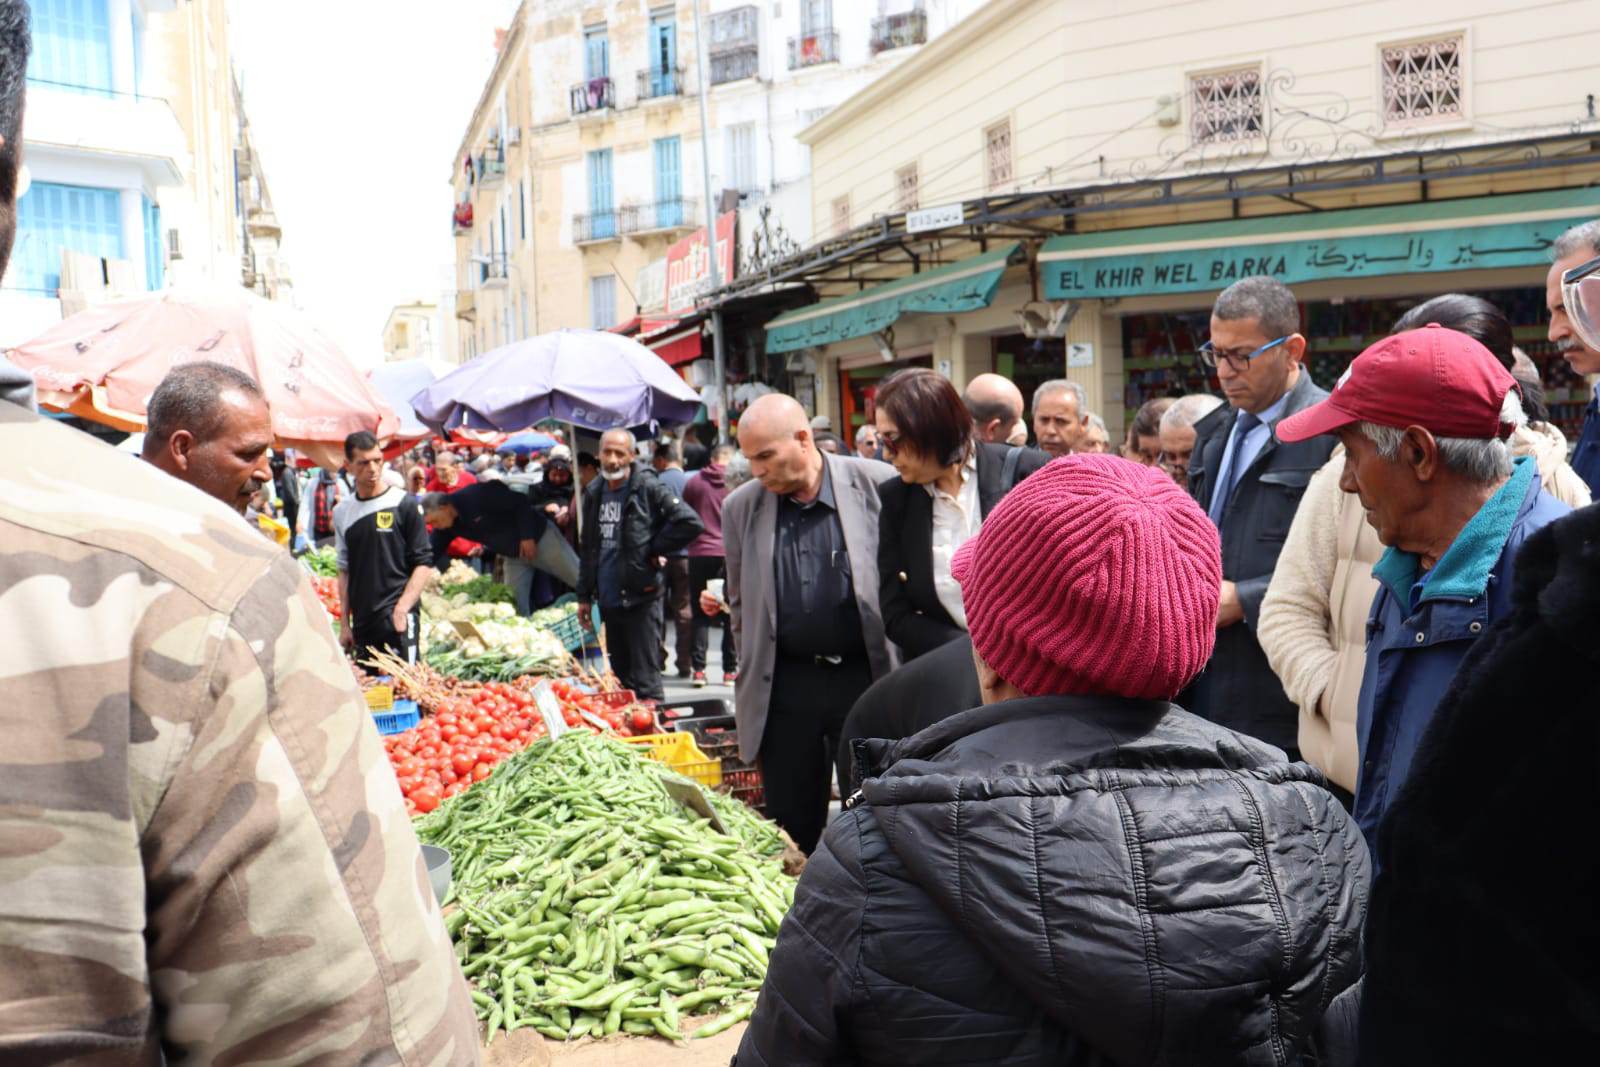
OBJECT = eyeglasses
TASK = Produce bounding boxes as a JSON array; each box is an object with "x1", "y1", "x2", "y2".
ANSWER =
[
  {"x1": 1562, "y1": 254, "x2": 1600, "y2": 352},
  {"x1": 1198, "y1": 335, "x2": 1291, "y2": 372},
  {"x1": 877, "y1": 429, "x2": 903, "y2": 456}
]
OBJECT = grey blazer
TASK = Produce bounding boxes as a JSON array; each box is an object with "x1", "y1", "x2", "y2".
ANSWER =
[{"x1": 723, "y1": 451, "x2": 901, "y2": 761}]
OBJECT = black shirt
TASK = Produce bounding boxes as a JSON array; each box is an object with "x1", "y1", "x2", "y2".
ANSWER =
[
  {"x1": 334, "y1": 487, "x2": 432, "y2": 629},
  {"x1": 774, "y1": 460, "x2": 866, "y2": 659},
  {"x1": 444, "y1": 481, "x2": 548, "y2": 560}
]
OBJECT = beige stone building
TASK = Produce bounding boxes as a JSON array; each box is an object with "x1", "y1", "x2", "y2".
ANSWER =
[
  {"x1": 382, "y1": 301, "x2": 441, "y2": 363},
  {"x1": 1, "y1": 0, "x2": 291, "y2": 347},
  {"x1": 740, "y1": 0, "x2": 1600, "y2": 444}
]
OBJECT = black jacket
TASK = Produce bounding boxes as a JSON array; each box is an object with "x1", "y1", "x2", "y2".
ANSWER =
[
  {"x1": 1184, "y1": 372, "x2": 1335, "y2": 750},
  {"x1": 836, "y1": 634, "x2": 981, "y2": 794},
  {"x1": 877, "y1": 442, "x2": 1050, "y2": 658},
  {"x1": 736, "y1": 696, "x2": 1369, "y2": 1066},
  {"x1": 1359, "y1": 503, "x2": 1600, "y2": 1063},
  {"x1": 577, "y1": 467, "x2": 702, "y2": 610}
]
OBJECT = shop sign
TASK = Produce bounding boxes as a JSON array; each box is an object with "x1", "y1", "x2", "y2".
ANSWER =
[
  {"x1": 1067, "y1": 343, "x2": 1094, "y2": 368},
  {"x1": 637, "y1": 258, "x2": 666, "y2": 314},
  {"x1": 907, "y1": 202, "x2": 964, "y2": 233},
  {"x1": 665, "y1": 211, "x2": 737, "y2": 316},
  {"x1": 1046, "y1": 216, "x2": 1587, "y2": 300}
]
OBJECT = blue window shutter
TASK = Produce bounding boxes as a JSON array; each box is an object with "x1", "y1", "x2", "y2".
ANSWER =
[
  {"x1": 588, "y1": 149, "x2": 614, "y2": 238},
  {"x1": 654, "y1": 138, "x2": 682, "y2": 228},
  {"x1": 585, "y1": 30, "x2": 609, "y2": 80},
  {"x1": 12, "y1": 182, "x2": 122, "y2": 295},
  {"x1": 28, "y1": 0, "x2": 114, "y2": 96},
  {"x1": 142, "y1": 195, "x2": 163, "y2": 289}
]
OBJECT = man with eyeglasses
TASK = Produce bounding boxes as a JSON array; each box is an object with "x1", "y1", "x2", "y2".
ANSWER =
[
  {"x1": 1547, "y1": 220, "x2": 1600, "y2": 495},
  {"x1": 1183, "y1": 276, "x2": 1336, "y2": 758}
]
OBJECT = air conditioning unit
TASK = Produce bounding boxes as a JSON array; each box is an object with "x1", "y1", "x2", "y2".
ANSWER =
[{"x1": 166, "y1": 227, "x2": 183, "y2": 261}]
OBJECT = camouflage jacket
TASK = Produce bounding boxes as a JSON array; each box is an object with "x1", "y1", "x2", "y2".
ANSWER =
[{"x1": 0, "y1": 397, "x2": 482, "y2": 1065}]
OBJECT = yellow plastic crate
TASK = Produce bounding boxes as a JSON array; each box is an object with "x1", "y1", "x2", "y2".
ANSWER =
[
  {"x1": 622, "y1": 731, "x2": 723, "y2": 789},
  {"x1": 364, "y1": 684, "x2": 394, "y2": 711}
]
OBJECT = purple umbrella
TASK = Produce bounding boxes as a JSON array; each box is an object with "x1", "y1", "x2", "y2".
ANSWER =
[{"x1": 411, "y1": 329, "x2": 702, "y2": 433}]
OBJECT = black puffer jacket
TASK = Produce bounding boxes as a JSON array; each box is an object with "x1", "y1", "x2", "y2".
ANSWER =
[
  {"x1": 735, "y1": 696, "x2": 1369, "y2": 1066},
  {"x1": 577, "y1": 467, "x2": 701, "y2": 610}
]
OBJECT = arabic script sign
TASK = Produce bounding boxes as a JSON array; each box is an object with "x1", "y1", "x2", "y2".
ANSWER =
[{"x1": 1046, "y1": 216, "x2": 1588, "y2": 300}]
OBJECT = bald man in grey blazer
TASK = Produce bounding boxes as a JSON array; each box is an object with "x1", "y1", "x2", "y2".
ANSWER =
[{"x1": 715, "y1": 394, "x2": 899, "y2": 853}]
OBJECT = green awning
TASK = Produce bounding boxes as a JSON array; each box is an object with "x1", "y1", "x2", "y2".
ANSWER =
[
  {"x1": 765, "y1": 242, "x2": 1021, "y2": 354},
  {"x1": 1040, "y1": 188, "x2": 1599, "y2": 300}
]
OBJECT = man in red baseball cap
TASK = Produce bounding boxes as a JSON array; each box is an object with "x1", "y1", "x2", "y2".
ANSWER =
[{"x1": 1275, "y1": 323, "x2": 1570, "y2": 846}]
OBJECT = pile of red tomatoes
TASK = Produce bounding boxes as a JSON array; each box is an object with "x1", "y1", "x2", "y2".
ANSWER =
[
  {"x1": 382, "y1": 680, "x2": 656, "y2": 815},
  {"x1": 309, "y1": 575, "x2": 341, "y2": 621}
]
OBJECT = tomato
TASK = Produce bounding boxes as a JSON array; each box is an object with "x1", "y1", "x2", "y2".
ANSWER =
[
  {"x1": 630, "y1": 709, "x2": 655, "y2": 733},
  {"x1": 395, "y1": 757, "x2": 422, "y2": 778},
  {"x1": 411, "y1": 786, "x2": 441, "y2": 813},
  {"x1": 435, "y1": 711, "x2": 458, "y2": 727},
  {"x1": 472, "y1": 763, "x2": 492, "y2": 781},
  {"x1": 404, "y1": 797, "x2": 418, "y2": 816},
  {"x1": 450, "y1": 750, "x2": 475, "y2": 776}
]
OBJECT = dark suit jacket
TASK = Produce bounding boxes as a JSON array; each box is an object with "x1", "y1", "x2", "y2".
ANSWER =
[
  {"x1": 877, "y1": 442, "x2": 1050, "y2": 659},
  {"x1": 1184, "y1": 372, "x2": 1336, "y2": 749}
]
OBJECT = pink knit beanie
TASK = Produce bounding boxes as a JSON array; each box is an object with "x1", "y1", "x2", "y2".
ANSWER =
[{"x1": 951, "y1": 454, "x2": 1222, "y2": 700}]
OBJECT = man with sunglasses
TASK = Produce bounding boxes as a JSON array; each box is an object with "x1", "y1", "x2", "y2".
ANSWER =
[
  {"x1": 1184, "y1": 276, "x2": 1335, "y2": 758},
  {"x1": 1547, "y1": 220, "x2": 1600, "y2": 495}
]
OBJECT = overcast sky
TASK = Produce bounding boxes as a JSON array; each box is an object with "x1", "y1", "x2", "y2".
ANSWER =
[{"x1": 231, "y1": 0, "x2": 515, "y2": 366}]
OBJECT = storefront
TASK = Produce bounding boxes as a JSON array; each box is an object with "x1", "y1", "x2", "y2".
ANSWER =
[{"x1": 1041, "y1": 188, "x2": 1599, "y2": 439}]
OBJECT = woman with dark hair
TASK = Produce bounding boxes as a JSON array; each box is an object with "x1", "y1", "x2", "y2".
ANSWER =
[
  {"x1": 873, "y1": 368, "x2": 1048, "y2": 659},
  {"x1": 1122, "y1": 396, "x2": 1174, "y2": 465},
  {"x1": 1258, "y1": 293, "x2": 1590, "y2": 804}
]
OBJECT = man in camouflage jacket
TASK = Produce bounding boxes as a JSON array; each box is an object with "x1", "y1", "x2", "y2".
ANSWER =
[{"x1": 0, "y1": 367, "x2": 484, "y2": 1064}]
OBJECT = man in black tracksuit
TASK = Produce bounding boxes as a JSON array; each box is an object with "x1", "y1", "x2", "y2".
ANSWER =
[{"x1": 577, "y1": 430, "x2": 702, "y2": 700}]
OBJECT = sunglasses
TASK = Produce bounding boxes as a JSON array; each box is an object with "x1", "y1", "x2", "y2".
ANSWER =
[{"x1": 1562, "y1": 254, "x2": 1600, "y2": 351}]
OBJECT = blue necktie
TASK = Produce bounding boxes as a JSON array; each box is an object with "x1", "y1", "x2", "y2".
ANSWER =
[{"x1": 1208, "y1": 411, "x2": 1261, "y2": 525}]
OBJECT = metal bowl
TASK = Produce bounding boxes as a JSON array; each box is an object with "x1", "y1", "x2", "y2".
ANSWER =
[{"x1": 420, "y1": 844, "x2": 451, "y2": 904}]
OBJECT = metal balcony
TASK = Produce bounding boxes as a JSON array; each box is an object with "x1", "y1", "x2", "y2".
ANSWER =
[
  {"x1": 710, "y1": 45, "x2": 759, "y2": 85},
  {"x1": 476, "y1": 147, "x2": 505, "y2": 187},
  {"x1": 480, "y1": 255, "x2": 511, "y2": 289},
  {"x1": 573, "y1": 211, "x2": 619, "y2": 244},
  {"x1": 618, "y1": 198, "x2": 699, "y2": 237},
  {"x1": 638, "y1": 66, "x2": 686, "y2": 101},
  {"x1": 788, "y1": 29, "x2": 840, "y2": 70},
  {"x1": 570, "y1": 77, "x2": 614, "y2": 116},
  {"x1": 870, "y1": 10, "x2": 928, "y2": 54}
]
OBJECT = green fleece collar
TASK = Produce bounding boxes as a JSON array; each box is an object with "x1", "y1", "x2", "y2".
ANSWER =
[{"x1": 1372, "y1": 456, "x2": 1534, "y2": 605}]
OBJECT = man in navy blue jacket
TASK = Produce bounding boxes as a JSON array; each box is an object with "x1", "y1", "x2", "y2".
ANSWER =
[
  {"x1": 1276, "y1": 324, "x2": 1569, "y2": 846},
  {"x1": 1547, "y1": 219, "x2": 1600, "y2": 494}
]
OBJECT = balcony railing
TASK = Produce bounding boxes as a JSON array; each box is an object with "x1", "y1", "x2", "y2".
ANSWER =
[
  {"x1": 710, "y1": 45, "x2": 759, "y2": 85},
  {"x1": 618, "y1": 197, "x2": 699, "y2": 236},
  {"x1": 870, "y1": 10, "x2": 928, "y2": 54},
  {"x1": 480, "y1": 254, "x2": 510, "y2": 288},
  {"x1": 452, "y1": 202, "x2": 474, "y2": 235},
  {"x1": 788, "y1": 29, "x2": 840, "y2": 70},
  {"x1": 573, "y1": 211, "x2": 619, "y2": 243},
  {"x1": 476, "y1": 147, "x2": 505, "y2": 185},
  {"x1": 570, "y1": 77, "x2": 614, "y2": 116},
  {"x1": 638, "y1": 66, "x2": 686, "y2": 101}
]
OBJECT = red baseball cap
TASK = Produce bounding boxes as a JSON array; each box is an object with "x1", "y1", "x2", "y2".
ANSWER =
[{"x1": 1276, "y1": 324, "x2": 1520, "y2": 444}]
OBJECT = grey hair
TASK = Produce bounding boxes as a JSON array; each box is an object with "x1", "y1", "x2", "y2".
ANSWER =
[
  {"x1": 418, "y1": 491, "x2": 452, "y2": 514},
  {"x1": 853, "y1": 423, "x2": 876, "y2": 446},
  {"x1": 435, "y1": 450, "x2": 459, "y2": 466},
  {"x1": 1356, "y1": 391, "x2": 1526, "y2": 485},
  {"x1": 1033, "y1": 379, "x2": 1086, "y2": 416},
  {"x1": 1086, "y1": 413, "x2": 1108, "y2": 436},
  {"x1": 144, "y1": 361, "x2": 265, "y2": 445},
  {"x1": 724, "y1": 451, "x2": 753, "y2": 490},
  {"x1": 1160, "y1": 393, "x2": 1225, "y2": 433},
  {"x1": 601, "y1": 428, "x2": 637, "y2": 451},
  {"x1": 1213, "y1": 276, "x2": 1301, "y2": 340},
  {"x1": 1551, "y1": 219, "x2": 1600, "y2": 261}
]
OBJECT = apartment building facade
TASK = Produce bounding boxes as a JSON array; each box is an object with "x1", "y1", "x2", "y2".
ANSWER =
[
  {"x1": 448, "y1": 0, "x2": 984, "y2": 365},
  {"x1": 2, "y1": 0, "x2": 290, "y2": 348}
]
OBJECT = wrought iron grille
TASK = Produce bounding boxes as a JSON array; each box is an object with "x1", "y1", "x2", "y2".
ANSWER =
[
  {"x1": 985, "y1": 120, "x2": 1013, "y2": 190},
  {"x1": 1189, "y1": 67, "x2": 1264, "y2": 145},
  {"x1": 1381, "y1": 36, "x2": 1464, "y2": 127}
]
